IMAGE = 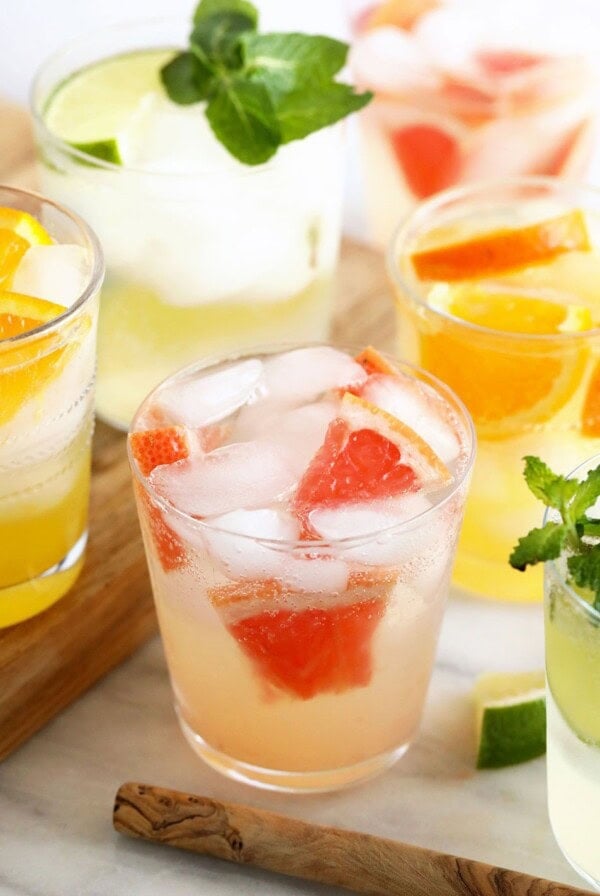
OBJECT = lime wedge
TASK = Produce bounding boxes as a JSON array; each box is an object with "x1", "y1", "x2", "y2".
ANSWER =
[
  {"x1": 474, "y1": 670, "x2": 546, "y2": 769},
  {"x1": 44, "y1": 48, "x2": 174, "y2": 149},
  {"x1": 69, "y1": 138, "x2": 123, "y2": 165}
]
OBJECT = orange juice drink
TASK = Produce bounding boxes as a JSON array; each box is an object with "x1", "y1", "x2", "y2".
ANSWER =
[
  {"x1": 129, "y1": 345, "x2": 474, "y2": 791},
  {"x1": 389, "y1": 177, "x2": 600, "y2": 602},
  {"x1": 0, "y1": 186, "x2": 102, "y2": 627},
  {"x1": 350, "y1": 0, "x2": 598, "y2": 248}
]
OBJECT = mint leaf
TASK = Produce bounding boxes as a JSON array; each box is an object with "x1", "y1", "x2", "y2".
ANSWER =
[
  {"x1": 523, "y1": 456, "x2": 578, "y2": 511},
  {"x1": 191, "y1": 13, "x2": 256, "y2": 70},
  {"x1": 567, "y1": 547, "x2": 600, "y2": 611},
  {"x1": 206, "y1": 76, "x2": 280, "y2": 164},
  {"x1": 161, "y1": 51, "x2": 214, "y2": 104},
  {"x1": 160, "y1": 0, "x2": 372, "y2": 164},
  {"x1": 276, "y1": 82, "x2": 372, "y2": 143},
  {"x1": 569, "y1": 466, "x2": 600, "y2": 519},
  {"x1": 193, "y1": 0, "x2": 258, "y2": 28},
  {"x1": 510, "y1": 522, "x2": 569, "y2": 571},
  {"x1": 243, "y1": 32, "x2": 348, "y2": 100},
  {"x1": 577, "y1": 517, "x2": 600, "y2": 538}
]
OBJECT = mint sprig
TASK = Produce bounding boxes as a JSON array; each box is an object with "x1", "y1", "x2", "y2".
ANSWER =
[
  {"x1": 161, "y1": 0, "x2": 372, "y2": 164},
  {"x1": 509, "y1": 455, "x2": 600, "y2": 610}
]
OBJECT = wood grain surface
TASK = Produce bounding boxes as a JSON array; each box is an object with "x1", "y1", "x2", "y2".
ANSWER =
[
  {"x1": 0, "y1": 98, "x2": 395, "y2": 760},
  {"x1": 113, "y1": 782, "x2": 596, "y2": 896}
]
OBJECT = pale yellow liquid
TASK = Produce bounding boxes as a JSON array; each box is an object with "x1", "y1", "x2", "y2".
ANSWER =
[{"x1": 96, "y1": 275, "x2": 333, "y2": 429}]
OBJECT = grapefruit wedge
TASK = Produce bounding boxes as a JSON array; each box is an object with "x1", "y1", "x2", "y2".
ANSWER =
[
  {"x1": 129, "y1": 426, "x2": 191, "y2": 571},
  {"x1": 209, "y1": 570, "x2": 396, "y2": 700}
]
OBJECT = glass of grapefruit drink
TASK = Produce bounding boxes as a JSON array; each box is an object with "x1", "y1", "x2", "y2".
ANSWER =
[
  {"x1": 128, "y1": 344, "x2": 474, "y2": 791},
  {"x1": 349, "y1": 0, "x2": 598, "y2": 249},
  {"x1": 0, "y1": 185, "x2": 103, "y2": 628},
  {"x1": 389, "y1": 177, "x2": 600, "y2": 602}
]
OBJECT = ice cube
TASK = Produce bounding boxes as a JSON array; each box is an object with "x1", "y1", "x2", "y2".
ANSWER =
[
  {"x1": 350, "y1": 27, "x2": 437, "y2": 93},
  {"x1": 263, "y1": 347, "x2": 366, "y2": 405},
  {"x1": 234, "y1": 399, "x2": 338, "y2": 476},
  {"x1": 280, "y1": 554, "x2": 349, "y2": 593},
  {"x1": 201, "y1": 508, "x2": 299, "y2": 580},
  {"x1": 11, "y1": 244, "x2": 88, "y2": 307},
  {"x1": 154, "y1": 359, "x2": 264, "y2": 428},
  {"x1": 362, "y1": 374, "x2": 460, "y2": 465},
  {"x1": 310, "y1": 493, "x2": 433, "y2": 566},
  {"x1": 150, "y1": 440, "x2": 297, "y2": 517}
]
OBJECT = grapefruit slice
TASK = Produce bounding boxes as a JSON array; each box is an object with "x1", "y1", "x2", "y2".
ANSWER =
[
  {"x1": 209, "y1": 570, "x2": 395, "y2": 699},
  {"x1": 355, "y1": 345, "x2": 398, "y2": 376},
  {"x1": 411, "y1": 210, "x2": 591, "y2": 282},
  {"x1": 390, "y1": 123, "x2": 462, "y2": 200},
  {"x1": 293, "y1": 393, "x2": 449, "y2": 529},
  {"x1": 365, "y1": 0, "x2": 440, "y2": 31},
  {"x1": 128, "y1": 426, "x2": 191, "y2": 571}
]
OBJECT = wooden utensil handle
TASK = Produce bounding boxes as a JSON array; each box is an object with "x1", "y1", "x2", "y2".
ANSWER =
[{"x1": 113, "y1": 782, "x2": 594, "y2": 896}]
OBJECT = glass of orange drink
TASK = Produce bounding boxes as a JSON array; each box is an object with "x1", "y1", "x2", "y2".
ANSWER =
[
  {"x1": 0, "y1": 186, "x2": 103, "y2": 627},
  {"x1": 389, "y1": 177, "x2": 600, "y2": 602},
  {"x1": 128, "y1": 344, "x2": 474, "y2": 791}
]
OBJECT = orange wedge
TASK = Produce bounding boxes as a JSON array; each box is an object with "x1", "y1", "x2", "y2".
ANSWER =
[
  {"x1": 0, "y1": 230, "x2": 29, "y2": 287},
  {"x1": 0, "y1": 292, "x2": 70, "y2": 427},
  {"x1": 0, "y1": 207, "x2": 53, "y2": 247},
  {"x1": 411, "y1": 210, "x2": 591, "y2": 282},
  {"x1": 416, "y1": 284, "x2": 592, "y2": 438},
  {"x1": 365, "y1": 0, "x2": 439, "y2": 31},
  {"x1": 582, "y1": 360, "x2": 600, "y2": 437}
]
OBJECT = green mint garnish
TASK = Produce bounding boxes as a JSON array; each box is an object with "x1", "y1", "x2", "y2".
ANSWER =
[
  {"x1": 509, "y1": 455, "x2": 600, "y2": 610},
  {"x1": 161, "y1": 0, "x2": 372, "y2": 165}
]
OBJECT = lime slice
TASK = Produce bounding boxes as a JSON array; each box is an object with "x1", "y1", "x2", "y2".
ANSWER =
[
  {"x1": 44, "y1": 49, "x2": 174, "y2": 149},
  {"x1": 474, "y1": 670, "x2": 546, "y2": 769}
]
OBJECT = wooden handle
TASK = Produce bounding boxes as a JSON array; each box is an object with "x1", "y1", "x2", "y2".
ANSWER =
[{"x1": 113, "y1": 782, "x2": 594, "y2": 896}]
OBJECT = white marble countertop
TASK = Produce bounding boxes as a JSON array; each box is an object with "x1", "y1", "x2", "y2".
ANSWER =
[{"x1": 0, "y1": 592, "x2": 585, "y2": 896}]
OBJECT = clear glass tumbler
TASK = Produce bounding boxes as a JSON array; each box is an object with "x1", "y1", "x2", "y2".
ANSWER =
[
  {"x1": 545, "y1": 454, "x2": 600, "y2": 891},
  {"x1": 129, "y1": 344, "x2": 474, "y2": 791},
  {"x1": 389, "y1": 177, "x2": 600, "y2": 602},
  {"x1": 349, "y1": 0, "x2": 599, "y2": 249},
  {"x1": 0, "y1": 185, "x2": 103, "y2": 628},
  {"x1": 32, "y1": 19, "x2": 345, "y2": 430}
]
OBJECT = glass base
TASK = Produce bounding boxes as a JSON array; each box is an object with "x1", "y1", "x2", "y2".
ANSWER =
[
  {"x1": 176, "y1": 709, "x2": 409, "y2": 793},
  {"x1": 0, "y1": 531, "x2": 87, "y2": 628},
  {"x1": 554, "y1": 842, "x2": 600, "y2": 892}
]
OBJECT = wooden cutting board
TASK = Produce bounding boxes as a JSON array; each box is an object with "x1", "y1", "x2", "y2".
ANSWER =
[{"x1": 0, "y1": 99, "x2": 396, "y2": 761}]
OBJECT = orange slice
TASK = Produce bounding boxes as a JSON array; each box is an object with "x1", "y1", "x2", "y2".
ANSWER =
[
  {"x1": 0, "y1": 292, "x2": 74, "y2": 428},
  {"x1": 0, "y1": 208, "x2": 53, "y2": 247},
  {"x1": 582, "y1": 360, "x2": 600, "y2": 437},
  {"x1": 416, "y1": 283, "x2": 591, "y2": 438},
  {"x1": 411, "y1": 210, "x2": 591, "y2": 282},
  {"x1": 0, "y1": 208, "x2": 53, "y2": 287},
  {"x1": 0, "y1": 230, "x2": 29, "y2": 286},
  {"x1": 365, "y1": 0, "x2": 440, "y2": 31}
]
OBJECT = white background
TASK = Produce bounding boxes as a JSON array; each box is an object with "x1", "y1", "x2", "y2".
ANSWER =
[{"x1": 1, "y1": 0, "x2": 347, "y2": 105}]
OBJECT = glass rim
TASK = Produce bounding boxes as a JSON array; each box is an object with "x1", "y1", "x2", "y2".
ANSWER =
[
  {"x1": 128, "y1": 342, "x2": 477, "y2": 549},
  {"x1": 30, "y1": 15, "x2": 331, "y2": 180},
  {"x1": 0, "y1": 184, "x2": 104, "y2": 348},
  {"x1": 387, "y1": 175, "x2": 600, "y2": 345},
  {"x1": 544, "y1": 451, "x2": 600, "y2": 624}
]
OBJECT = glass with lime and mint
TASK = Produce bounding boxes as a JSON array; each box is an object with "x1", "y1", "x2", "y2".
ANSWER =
[
  {"x1": 510, "y1": 455, "x2": 600, "y2": 889},
  {"x1": 32, "y1": 1, "x2": 371, "y2": 429}
]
